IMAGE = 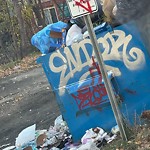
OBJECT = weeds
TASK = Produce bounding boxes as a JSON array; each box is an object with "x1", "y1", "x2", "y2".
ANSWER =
[{"x1": 103, "y1": 120, "x2": 150, "y2": 150}]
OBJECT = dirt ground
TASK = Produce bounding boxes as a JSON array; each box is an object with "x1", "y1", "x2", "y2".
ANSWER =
[
  {"x1": 0, "y1": 67, "x2": 60, "y2": 148},
  {"x1": 0, "y1": 63, "x2": 150, "y2": 150}
]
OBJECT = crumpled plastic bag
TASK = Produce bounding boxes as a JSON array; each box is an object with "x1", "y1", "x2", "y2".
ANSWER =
[
  {"x1": 81, "y1": 127, "x2": 105, "y2": 144},
  {"x1": 111, "y1": 125, "x2": 119, "y2": 135},
  {"x1": 47, "y1": 126, "x2": 58, "y2": 139},
  {"x1": 41, "y1": 115, "x2": 70, "y2": 148},
  {"x1": 15, "y1": 124, "x2": 36, "y2": 148},
  {"x1": 42, "y1": 136, "x2": 58, "y2": 147},
  {"x1": 77, "y1": 141, "x2": 99, "y2": 150},
  {"x1": 81, "y1": 127, "x2": 117, "y2": 147},
  {"x1": 66, "y1": 24, "x2": 83, "y2": 46},
  {"x1": 31, "y1": 21, "x2": 67, "y2": 54},
  {"x1": 50, "y1": 147, "x2": 60, "y2": 150},
  {"x1": 54, "y1": 115, "x2": 68, "y2": 133},
  {"x1": 54, "y1": 115, "x2": 64, "y2": 127}
]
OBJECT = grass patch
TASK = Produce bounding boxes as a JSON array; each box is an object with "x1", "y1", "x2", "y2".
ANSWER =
[{"x1": 103, "y1": 125, "x2": 150, "y2": 150}]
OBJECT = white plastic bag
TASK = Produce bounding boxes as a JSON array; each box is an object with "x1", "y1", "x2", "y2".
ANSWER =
[
  {"x1": 15, "y1": 124, "x2": 36, "y2": 148},
  {"x1": 66, "y1": 24, "x2": 83, "y2": 46},
  {"x1": 81, "y1": 127, "x2": 105, "y2": 144},
  {"x1": 77, "y1": 141, "x2": 99, "y2": 150},
  {"x1": 54, "y1": 115, "x2": 68, "y2": 132},
  {"x1": 111, "y1": 125, "x2": 119, "y2": 134}
]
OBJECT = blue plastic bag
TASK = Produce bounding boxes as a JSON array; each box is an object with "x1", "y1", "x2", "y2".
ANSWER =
[{"x1": 31, "y1": 21, "x2": 67, "y2": 54}]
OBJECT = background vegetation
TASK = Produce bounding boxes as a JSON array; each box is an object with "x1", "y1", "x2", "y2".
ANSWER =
[{"x1": 0, "y1": 0, "x2": 45, "y2": 65}]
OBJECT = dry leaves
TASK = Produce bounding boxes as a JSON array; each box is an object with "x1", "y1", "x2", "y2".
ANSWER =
[{"x1": 0, "y1": 53, "x2": 41, "y2": 78}]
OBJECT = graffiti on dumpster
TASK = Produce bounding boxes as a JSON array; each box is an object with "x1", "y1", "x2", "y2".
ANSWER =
[
  {"x1": 49, "y1": 29, "x2": 146, "y2": 95},
  {"x1": 71, "y1": 84, "x2": 107, "y2": 110},
  {"x1": 71, "y1": 57, "x2": 108, "y2": 110}
]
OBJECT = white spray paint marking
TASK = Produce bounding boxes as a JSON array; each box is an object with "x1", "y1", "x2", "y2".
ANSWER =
[{"x1": 49, "y1": 30, "x2": 146, "y2": 95}]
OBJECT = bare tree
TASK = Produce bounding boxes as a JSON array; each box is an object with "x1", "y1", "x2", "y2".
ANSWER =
[
  {"x1": 12, "y1": 0, "x2": 27, "y2": 58},
  {"x1": 5, "y1": 0, "x2": 19, "y2": 59}
]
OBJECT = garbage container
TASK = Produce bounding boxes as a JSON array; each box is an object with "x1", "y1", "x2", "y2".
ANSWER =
[
  {"x1": 36, "y1": 40, "x2": 118, "y2": 141},
  {"x1": 37, "y1": 21, "x2": 150, "y2": 141},
  {"x1": 37, "y1": 52, "x2": 117, "y2": 141}
]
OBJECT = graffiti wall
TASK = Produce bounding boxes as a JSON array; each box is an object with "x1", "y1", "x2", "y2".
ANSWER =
[{"x1": 37, "y1": 22, "x2": 150, "y2": 141}]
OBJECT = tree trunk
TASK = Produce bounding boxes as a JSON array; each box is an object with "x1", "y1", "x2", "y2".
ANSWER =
[
  {"x1": 5, "y1": 0, "x2": 19, "y2": 59},
  {"x1": 12, "y1": 0, "x2": 27, "y2": 59}
]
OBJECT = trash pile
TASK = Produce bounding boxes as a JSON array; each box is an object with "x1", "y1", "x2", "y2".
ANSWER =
[
  {"x1": 30, "y1": 0, "x2": 104, "y2": 55},
  {"x1": 5, "y1": 115, "x2": 119, "y2": 150},
  {"x1": 31, "y1": 19, "x2": 86, "y2": 55}
]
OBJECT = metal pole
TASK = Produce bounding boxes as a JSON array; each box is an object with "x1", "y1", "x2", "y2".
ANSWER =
[{"x1": 83, "y1": 15, "x2": 128, "y2": 141}]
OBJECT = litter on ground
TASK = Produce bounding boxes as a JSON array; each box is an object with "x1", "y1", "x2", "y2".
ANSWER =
[{"x1": 3, "y1": 115, "x2": 118, "y2": 150}]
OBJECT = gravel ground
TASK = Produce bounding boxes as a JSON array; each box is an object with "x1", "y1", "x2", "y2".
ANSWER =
[{"x1": 0, "y1": 67, "x2": 60, "y2": 147}]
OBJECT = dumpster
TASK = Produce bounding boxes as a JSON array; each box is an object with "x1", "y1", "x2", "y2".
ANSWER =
[{"x1": 37, "y1": 21, "x2": 150, "y2": 141}]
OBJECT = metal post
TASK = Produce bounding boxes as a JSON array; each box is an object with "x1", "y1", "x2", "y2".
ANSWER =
[{"x1": 83, "y1": 15, "x2": 128, "y2": 141}]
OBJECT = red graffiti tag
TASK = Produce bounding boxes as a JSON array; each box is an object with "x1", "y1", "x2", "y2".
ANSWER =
[
  {"x1": 89, "y1": 56, "x2": 102, "y2": 78},
  {"x1": 71, "y1": 56, "x2": 108, "y2": 110},
  {"x1": 74, "y1": 0, "x2": 92, "y2": 13},
  {"x1": 72, "y1": 84, "x2": 107, "y2": 110},
  {"x1": 89, "y1": 56, "x2": 103, "y2": 87}
]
